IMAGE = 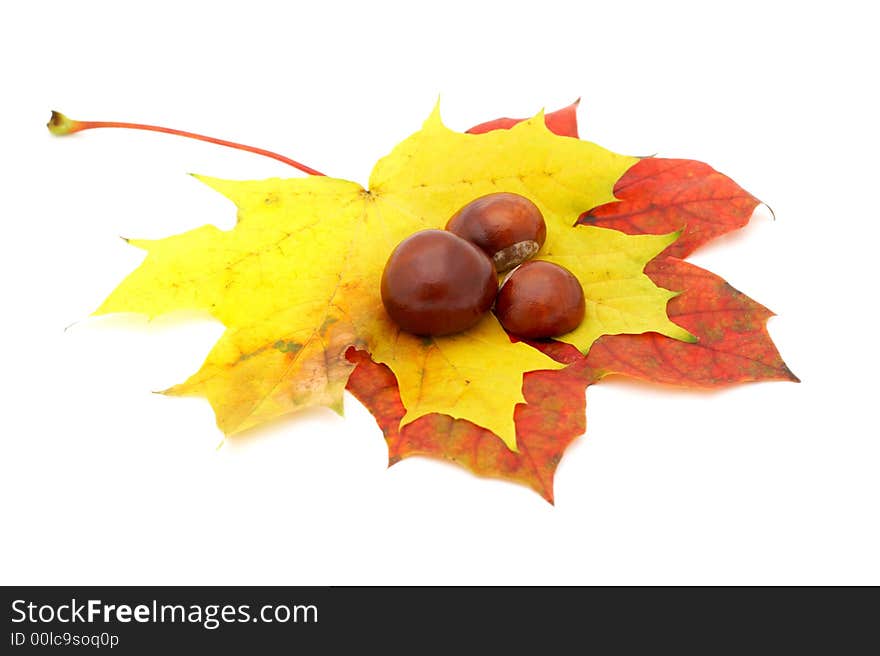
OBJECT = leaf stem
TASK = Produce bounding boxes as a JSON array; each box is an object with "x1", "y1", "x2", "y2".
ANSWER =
[{"x1": 47, "y1": 111, "x2": 326, "y2": 176}]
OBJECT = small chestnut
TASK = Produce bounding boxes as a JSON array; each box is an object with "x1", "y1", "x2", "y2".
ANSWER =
[
  {"x1": 494, "y1": 260, "x2": 585, "y2": 339},
  {"x1": 446, "y1": 192, "x2": 546, "y2": 272},
  {"x1": 381, "y1": 229, "x2": 497, "y2": 336}
]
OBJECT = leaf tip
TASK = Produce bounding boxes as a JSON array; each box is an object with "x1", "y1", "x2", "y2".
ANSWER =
[
  {"x1": 156, "y1": 381, "x2": 189, "y2": 397},
  {"x1": 329, "y1": 397, "x2": 345, "y2": 417},
  {"x1": 781, "y1": 363, "x2": 801, "y2": 383},
  {"x1": 496, "y1": 425, "x2": 520, "y2": 454},
  {"x1": 424, "y1": 96, "x2": 446, "y2": 131},
  {"x1": 187, "y1": 173, "x2": 229, "y2": 196},
  {"x1": 119, "y1": 235, "x2": 150, "y2": 250},
  {"x1": 665, "y1": 310, "x2": 699, "y2": 343},
  {"x1": 760, "y1": 201, "x2": 777, "y2": 221},
  {"x1": 517, "y1": 107, "x2": 548, "y2": 134}
]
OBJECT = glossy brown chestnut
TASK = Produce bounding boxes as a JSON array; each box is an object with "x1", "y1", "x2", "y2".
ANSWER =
[
  {"x1": 381, "y1": 229, "x2": 498, "y2": 336},
  {"x1": 445, "y1": 192, "x2": 546, "y2": 272},
  {"x1": 494, "y1": 261, "x2": 585, "y2": 339}
]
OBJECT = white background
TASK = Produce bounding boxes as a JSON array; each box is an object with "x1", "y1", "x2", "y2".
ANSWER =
[{"x1": 1, "y1": 0, "x2": 877, "y2": 585}]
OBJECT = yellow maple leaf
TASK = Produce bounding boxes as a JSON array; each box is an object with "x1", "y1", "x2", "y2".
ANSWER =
[{"x1": 94, "y1": 106, "x2": 692, "y2": 450}]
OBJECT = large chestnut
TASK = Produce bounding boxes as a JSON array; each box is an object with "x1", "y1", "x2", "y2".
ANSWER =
[
  {"x1": 381, "y1": 230, "x2": 497, "y2": 336},
  {"x1": 446, "y1": 192, "x2": 546, "y2": 272},
  {"x1": 494, "y1": 260, "x2": 585, "y2": 339}
]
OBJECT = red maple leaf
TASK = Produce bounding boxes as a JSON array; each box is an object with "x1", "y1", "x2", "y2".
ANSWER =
[
  {"x1": 586, "y1": 257, "x2": 798, "y2": 386},
  {"x1": 580, "y1": 157, "x2": 763, "y2": 258},
  {"x1": 346, "y1": 344, "x2": 593, "y2": 503}
]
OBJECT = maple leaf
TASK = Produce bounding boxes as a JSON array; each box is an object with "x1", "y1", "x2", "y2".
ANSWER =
[
  {"x1": 52, "y1": 100, "x2": 796, "y2": 502},
  {"x1": 585, "y1": 257, "x2": 799, "y2": 386},
  {"x1": 86, "y1": 105, "x2": 690, "y2": 450},
  {"x1": 345, "y1": 103, "x2": 797, "y2": 500},
  {"x1": 346, "y1": 345, "x2": 594, "y2": 502},
  {"x1": 580, "y1": 157, "x2": 762, "y2": 258}
]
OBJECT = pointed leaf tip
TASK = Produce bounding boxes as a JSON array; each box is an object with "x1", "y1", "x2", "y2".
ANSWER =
[{"x1": 422, "y1": 97, "x2": 451, "y2": 133}]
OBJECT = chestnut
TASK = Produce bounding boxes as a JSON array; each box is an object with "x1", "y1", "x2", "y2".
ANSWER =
[
  {"x1": 381, "y1": 229, "x2": 497, "y2": 336},
  {"x1": 446, "y1": 192, "x2": 546, "y2": 272},
  {"x1": 494, "y1": 261, "x2": 585, "y2": 339}
]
